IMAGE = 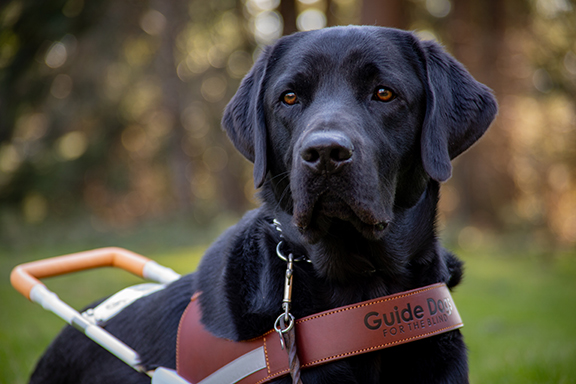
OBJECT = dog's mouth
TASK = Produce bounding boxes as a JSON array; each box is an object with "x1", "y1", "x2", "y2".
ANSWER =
[{"x1": 293, "y1": 193, "x2": 390, "y2": 243}]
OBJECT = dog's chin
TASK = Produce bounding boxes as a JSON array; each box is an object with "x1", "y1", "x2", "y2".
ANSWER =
[
  {"x1": 298, "y1": 218, "x2": 388, "y2": 245},
  {"x1": 294, "y1": 199, "x2": 390, "y2": 244}
]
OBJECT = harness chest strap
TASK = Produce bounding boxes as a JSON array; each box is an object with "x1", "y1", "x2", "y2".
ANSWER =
[{"x1": 176, "y1": 283, "x2": 463, "y2": 384}]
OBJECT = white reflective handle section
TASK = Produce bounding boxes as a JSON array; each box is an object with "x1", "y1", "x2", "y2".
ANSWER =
[
  {"x1": 143, "y1": 261, "x2": 181, "y2": 284},
  {"x1": 84, "y1": 324, "x2": 141, "y2": 367},
  {"x1": 30, "y1": 284, "x2": 79, "y2": 324},
  {"x1": 198, "y1": 347, "x2": 267, "y2": 384},
  {"x1": 151, "y1": 368, "x2": 192, "y2": 384},
  {"x1": 30, "y1": 285, "x2": 143, "y2": 371}
]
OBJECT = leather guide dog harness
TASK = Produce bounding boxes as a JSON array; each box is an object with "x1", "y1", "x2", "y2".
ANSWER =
[{"x1": 176, "y1": 283, "x2": 463, "y2": 384}]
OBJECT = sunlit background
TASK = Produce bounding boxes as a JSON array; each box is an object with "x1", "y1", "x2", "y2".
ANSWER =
[
  {"x1": 1, "y1": 0, "x2": 575, "y2": 251},
  {"x1": 1, "y1": 1, "x2": 576, "y2": 383}
]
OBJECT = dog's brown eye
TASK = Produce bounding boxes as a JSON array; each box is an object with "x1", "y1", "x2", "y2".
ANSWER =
[
  {"x1": 282, "y1": 92, "x2": 298, "y2": 105},
  {"x1": 374, "y1": 88, "x2": 396, "y2": 102}
]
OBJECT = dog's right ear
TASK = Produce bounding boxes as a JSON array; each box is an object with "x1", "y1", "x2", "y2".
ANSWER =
[{"x1": 222, "y1": 48, "x2": 271, "y2": 189}]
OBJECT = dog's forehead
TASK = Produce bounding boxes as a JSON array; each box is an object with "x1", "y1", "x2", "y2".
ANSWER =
[{"x1": 269, "y1": 27, "x2": 421, "y2": 88}]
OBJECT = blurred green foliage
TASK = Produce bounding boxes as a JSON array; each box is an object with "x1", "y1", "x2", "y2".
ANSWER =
[
  {"x1": 1, "y1": 0, "x2": 576, "y2": 250},
  {"x1": 0, "y1": 0, "x2": 257, "y2": 237},
  {"x1": 1, "y1": 0, "x2": 576, "y2": 252}
]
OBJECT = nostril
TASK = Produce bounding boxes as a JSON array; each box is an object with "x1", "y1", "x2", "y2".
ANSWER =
[
  {"x1": 301, "y1": 148, "x2": 320, "y2": 163},
  {"x1": 331, "y1": 147, "x2": 353, "y2": 162}
]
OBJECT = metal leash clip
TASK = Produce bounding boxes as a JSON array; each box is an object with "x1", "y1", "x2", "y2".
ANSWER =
[
  {"x1": 272, "y1": 218, "x2": 308, "y2": 348},
  {"x1": 273, "y1": 218, "x2": 305, "y2": 384},
  {"x1": 274, "y1": 252, "x2": 296, "y2": 350}
]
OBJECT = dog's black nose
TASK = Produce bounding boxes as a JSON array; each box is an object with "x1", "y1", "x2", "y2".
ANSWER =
[{"x1": 300, "y1": 132, "x2": 354, "y2": 173}]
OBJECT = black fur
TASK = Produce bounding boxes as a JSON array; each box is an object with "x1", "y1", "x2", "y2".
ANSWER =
[{"x1": 30, "y1": 26, "x2": 497, "y2": 384}]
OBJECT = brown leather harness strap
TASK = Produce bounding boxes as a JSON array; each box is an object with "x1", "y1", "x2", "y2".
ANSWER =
[{"x1": 176, "y1": 283, "x2": 463, "y2": 384}]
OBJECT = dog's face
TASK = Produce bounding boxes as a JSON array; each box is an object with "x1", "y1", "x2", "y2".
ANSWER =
[
  {"x1": 263, "y1": 29, "x2": 428, "y2": 244},
  {"x1": 223, "y1": 26, "x2": 496, "y2": 277}
]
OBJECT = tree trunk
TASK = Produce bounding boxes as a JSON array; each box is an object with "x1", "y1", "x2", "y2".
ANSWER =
[
  {"x1": 446, "y1": 0, "x2": 522, "y2": 229},
  {"x1": 153, "y1": 0, "x2": 193, "y2": 210},
  {"x1": 281, "y1": 0, "x2": 298, "y2": 35},
  {"x1": 360, "y1": 0, "x2": 408, "y2": 29}
]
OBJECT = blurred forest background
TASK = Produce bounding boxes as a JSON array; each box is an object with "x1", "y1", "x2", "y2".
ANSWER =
[
  {"x1": 2, "y1": 1, "x2": 576, "y2": 383},
  {"x1": 0, "y1": 0, "x2": 575, "y2": 255}
]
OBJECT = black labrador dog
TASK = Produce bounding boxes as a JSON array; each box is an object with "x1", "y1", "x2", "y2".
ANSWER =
[{"x1": 30, "y1": 26, "x2": 496, "y2": 384}]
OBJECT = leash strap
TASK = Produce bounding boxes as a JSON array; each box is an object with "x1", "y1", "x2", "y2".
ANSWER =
[
  {"x1": 176, "y1": 283, "x2": 463, "y2": 384},
  {"x1": 283, "y1": 326, "x2": 302, "y2": 384}
]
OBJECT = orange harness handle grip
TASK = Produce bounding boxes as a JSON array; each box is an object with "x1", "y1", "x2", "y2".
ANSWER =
[{"x1": 10, "y1": 247, "x2": 151, "y2": 300}]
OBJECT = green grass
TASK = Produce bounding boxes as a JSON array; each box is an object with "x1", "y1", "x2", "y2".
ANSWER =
[
  {"x1": 1, "y1": 245, "x2": 575, "y2": 383},
  {"x1": 453, "y1": 252, "x2": 576, "y2": 383}
]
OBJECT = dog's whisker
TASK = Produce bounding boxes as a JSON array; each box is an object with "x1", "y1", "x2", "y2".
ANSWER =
[{"x1": 270, "y1": 173, "x2": 293, "y2": 213}]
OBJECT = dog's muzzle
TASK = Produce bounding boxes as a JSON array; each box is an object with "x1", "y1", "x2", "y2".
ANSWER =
[{"x1": 291, "y1": 131, "x2": 391, "y2": 243}]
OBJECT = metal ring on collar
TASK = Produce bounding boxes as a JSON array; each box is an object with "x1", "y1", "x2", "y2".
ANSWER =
[
  {"x1": 276, "y1": 241, "x2": 310, "y2": 263},
  {"x1": 274, "y1": 312, "x2": 295, "y2": 334}
]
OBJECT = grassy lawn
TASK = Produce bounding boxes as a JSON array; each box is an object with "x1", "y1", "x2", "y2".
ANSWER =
[
  {"x1": 453, "y1": 251, "x2": 576, "y2": 384},
  {"x1": 1, "y1": 244, "x2": 575, "y2": 383}
]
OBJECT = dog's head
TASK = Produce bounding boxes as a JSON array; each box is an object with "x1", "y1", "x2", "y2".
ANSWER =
[{"x1": 223, "y1": 26, "x2": 497, "y2": 247}]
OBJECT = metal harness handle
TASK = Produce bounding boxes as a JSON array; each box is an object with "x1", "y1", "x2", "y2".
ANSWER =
[{"x1": 10, "y1": 247, "x2": 181, "y2": 377}]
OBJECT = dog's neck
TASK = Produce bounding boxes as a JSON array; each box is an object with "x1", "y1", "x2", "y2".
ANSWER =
[
  {"x1": 202, "y1": 182, "x2": 448, "y2": 341},
  {"x1": 267, "y1": 181, "x2": 442, "y2": 306}
]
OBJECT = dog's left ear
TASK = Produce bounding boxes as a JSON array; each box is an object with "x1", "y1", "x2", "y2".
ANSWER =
[
  {"x1": 418, "y1": 38, "x2": 498, "y2": 182},
  {"x1": 222, "y1": 48, "x2": 271, "y2": 188}
]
